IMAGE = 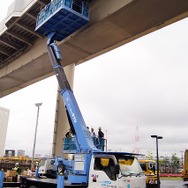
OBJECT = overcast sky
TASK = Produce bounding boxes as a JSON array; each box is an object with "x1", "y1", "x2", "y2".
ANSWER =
[{"x1": 0, "y1": 1, "x2": 188, "y2": 158}]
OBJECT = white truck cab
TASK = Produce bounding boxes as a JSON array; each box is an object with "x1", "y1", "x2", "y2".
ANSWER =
[
  {"x1": 38, "y1": 158, "x2": 56, "y2": 178},
  {"x1": 88, "y1": 153, "x2": 146, "y2": 188}
]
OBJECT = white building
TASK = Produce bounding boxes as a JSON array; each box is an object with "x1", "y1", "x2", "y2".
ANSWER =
[
  {"x1": 17, "y1": 149, "x2": 25, "y2": 157},
  {"x1": 0, "y1": 106, "x2": 9, "y2": 157}
]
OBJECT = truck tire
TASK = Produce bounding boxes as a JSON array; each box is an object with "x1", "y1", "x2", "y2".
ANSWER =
[{"x1": 46, "y1": 169, "x2": 56, "y2": 178}]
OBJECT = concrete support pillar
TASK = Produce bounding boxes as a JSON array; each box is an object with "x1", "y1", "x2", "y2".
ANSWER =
[{"x1": 52, "y1": 64, "x2": 75, "y2": 157}]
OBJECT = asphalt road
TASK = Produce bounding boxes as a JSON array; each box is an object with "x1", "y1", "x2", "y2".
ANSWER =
[
  {"x1": 3, "y1": 180, "x2": 188, "y2": 188},
  {"x1": 161, "y1": 179, "x2": 188, "y2": 188}
]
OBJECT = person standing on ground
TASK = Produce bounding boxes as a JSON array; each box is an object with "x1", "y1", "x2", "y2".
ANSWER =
[{"x1": 13, "y1": 163, "x2": 21, "y2": 182}]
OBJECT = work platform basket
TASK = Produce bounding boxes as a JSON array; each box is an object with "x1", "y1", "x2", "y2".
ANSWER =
[
  {"x1": 35, "y1": 0, "x2": 89, "y2": 41},
  {"x1": 62, "y1": 137, "x2": 106, "y2": 153}
]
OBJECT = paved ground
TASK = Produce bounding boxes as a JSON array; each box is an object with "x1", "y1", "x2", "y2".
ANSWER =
[
  {"x1": 161, "y1": 179, "x2": 188, "y2": 188},
  {"x1": 3, "y1": 179, "x2": 188, "y2": 188}
]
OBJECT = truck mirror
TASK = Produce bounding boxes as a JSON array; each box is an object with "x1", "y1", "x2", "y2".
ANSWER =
[{"x1": 50, "y1": 159, "x2": 55, "y2": 165}]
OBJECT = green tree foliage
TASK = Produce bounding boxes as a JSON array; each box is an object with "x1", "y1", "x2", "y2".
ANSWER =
[
  {"x1": 144, "y1": 152, "x2": 181, "y2": 173},
  {"x1": 145, "y1": 151, "x2": 154, "y2": 160},
  {"x1": 170, "y1": 153, "x2": 180, "y2": 173}
]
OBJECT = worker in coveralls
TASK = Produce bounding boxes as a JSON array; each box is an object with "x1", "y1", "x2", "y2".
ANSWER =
[{"x1": 13, "y1": 163, "x2": 21, "y2": 182}]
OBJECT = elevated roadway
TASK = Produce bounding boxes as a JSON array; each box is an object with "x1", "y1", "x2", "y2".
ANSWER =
[
  {"x1": 0, "y1": 0, "x2": 187, "y2": 156},
  {"x1": 0, "y1": 0, "x2": 188, "y2": 97}
]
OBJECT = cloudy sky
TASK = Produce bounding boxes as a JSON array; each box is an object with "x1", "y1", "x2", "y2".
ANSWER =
[{"x1": 0, "y1": 1, "x2": 188, "y2": 158}]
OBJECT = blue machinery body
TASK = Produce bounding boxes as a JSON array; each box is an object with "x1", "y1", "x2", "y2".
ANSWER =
[
  {"x1": 36, "y1": 0, "x2": 99, "y2": 186},
  {"x1": 35, "y1": 0, "x2": 89, "y2": 41}
]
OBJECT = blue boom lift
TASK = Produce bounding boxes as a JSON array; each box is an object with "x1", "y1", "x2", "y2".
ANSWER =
[{"x1": 17, "y1": 0, "x2": 146, "y2": 187}]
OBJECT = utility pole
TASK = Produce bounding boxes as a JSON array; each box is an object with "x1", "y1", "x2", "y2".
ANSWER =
[{"x1": 31, "y1": 103, "x2": 42, "y2": 170}]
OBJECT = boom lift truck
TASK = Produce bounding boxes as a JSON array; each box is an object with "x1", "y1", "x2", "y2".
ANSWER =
[{"x1": 19, "y1": 0, "x2": 146, "y2": 187}]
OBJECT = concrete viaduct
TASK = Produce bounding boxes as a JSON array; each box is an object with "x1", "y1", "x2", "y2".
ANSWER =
[{"x1": 0, "y1": 0, "x2": 187, "y2": 156}]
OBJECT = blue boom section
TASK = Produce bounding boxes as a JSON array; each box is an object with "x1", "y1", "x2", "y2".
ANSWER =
[
  {"x1": 47, "y1": 34, "x2": 98, "y2": 153},
  {"x1": 35, "y1": 0, "x2": 89, "y2": 41},
  {"x1": 62, "y1": 89, "x2": 98, "y2": 152},
  {"x1": 35, "y1": 0, "x2": 96, "y2": 153}
]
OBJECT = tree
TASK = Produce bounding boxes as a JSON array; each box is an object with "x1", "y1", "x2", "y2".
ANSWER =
[
  {"x1": 159, "y1": 156, "x2": 170, "y2": 173},
  {"x1": 145, "y1": 151, "x2": 154, "y2": 160},
  {"x1": 170, "y1": 153, "x2": 180, "y2": 173}
]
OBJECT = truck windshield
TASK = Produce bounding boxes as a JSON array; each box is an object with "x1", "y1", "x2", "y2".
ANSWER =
[
  {"x1": 119, "y1": 157, "x2": 143, "y2": 177},
  {"x1": 148, "y1": 162, "x2": 156, "y2": 171},
  {"x1": 39, "y1": 158, "x2": 46, "y2": 167}
]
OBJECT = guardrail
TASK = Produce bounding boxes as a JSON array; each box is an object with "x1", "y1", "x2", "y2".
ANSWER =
[{"x1": 63, "y1": 137, "x2": 107, "y2": 152}]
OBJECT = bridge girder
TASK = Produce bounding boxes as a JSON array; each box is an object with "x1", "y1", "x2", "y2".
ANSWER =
[{"x1": 0, "y1": 0, "x2": 187, "y2": 98}]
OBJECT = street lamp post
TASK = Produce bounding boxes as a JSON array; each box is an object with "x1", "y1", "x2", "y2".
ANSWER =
[
  {"x1": 31, "y1": 103, "x2": 42, "y2": 169},
  {"x1": 151, "y1": 134, "x2": 163, "y2": 188}
]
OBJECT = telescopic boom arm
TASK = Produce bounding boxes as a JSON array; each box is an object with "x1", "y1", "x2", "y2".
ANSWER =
[{"x1": 47, "y1": 33, "x2": 98, "y2": 153}]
